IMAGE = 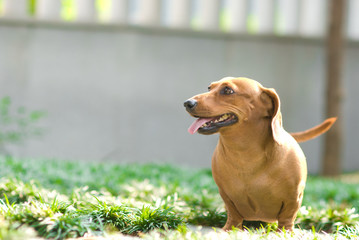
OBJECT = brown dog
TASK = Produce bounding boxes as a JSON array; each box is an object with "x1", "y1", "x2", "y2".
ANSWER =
[{"x1": 184, "y1": 77, "x2": 336, "y2": 231}]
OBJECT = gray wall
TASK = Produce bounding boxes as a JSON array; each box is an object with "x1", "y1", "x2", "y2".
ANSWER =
[{"x1": 1, "y1": 20, "x2": 358, "y2": 174}]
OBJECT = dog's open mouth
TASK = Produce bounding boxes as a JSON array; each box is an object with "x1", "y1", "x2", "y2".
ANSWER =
[{"x1": 188, "y1": 113, "x2": 238, "y2": 134}]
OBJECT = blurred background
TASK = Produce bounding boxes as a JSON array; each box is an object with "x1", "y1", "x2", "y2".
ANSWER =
[{"x1": 0, "y1": 0, "x2": 358, "y2": 175}]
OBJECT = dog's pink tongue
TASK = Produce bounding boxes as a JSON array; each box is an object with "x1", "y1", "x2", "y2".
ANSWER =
[{"x1": 188, "y1": 118, "x2": 213, "y2": 134}]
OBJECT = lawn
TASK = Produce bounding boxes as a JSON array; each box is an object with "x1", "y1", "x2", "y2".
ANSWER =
[{"x1": 0, "y1": 156, "x2": 358, "y2": 240}]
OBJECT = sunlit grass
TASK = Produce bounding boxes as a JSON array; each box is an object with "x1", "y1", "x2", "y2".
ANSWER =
[{"x1": 0, "y1": 156, "x2": 358, "y2": 239}]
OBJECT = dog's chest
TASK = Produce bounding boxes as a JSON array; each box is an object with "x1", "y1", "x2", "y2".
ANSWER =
[{"x1": 212, "y1": 159, "x2": 283, "y2": 221}]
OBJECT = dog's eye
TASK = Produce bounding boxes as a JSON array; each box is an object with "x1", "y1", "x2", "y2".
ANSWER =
[
  {"x1": 208, "y1": 86, "x2": 211, "y2": 91},
  {"x1": 221, "y1": 86, "x2": 234, "y2": 95}
]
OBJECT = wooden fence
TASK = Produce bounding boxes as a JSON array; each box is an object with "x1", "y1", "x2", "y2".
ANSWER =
[{"x1": 1, "y1": 0, "x2": 359, "y2": 40}]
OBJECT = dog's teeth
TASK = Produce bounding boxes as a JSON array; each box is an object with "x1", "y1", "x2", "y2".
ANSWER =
[{"x1": 220, "y1": 114, "x2": 229, "y2": 121}]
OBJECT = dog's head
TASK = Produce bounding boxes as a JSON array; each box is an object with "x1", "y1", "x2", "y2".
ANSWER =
[{"x1": 184, "y1": 77, "x2": 283, "y2": 143}]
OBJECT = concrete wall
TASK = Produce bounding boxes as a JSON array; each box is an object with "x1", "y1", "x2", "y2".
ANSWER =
[{"x1": 0, "y1": 20, "x2": 358, "y2": 174}]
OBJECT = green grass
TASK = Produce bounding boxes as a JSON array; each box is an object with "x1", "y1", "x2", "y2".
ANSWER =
[{"x1": 0, "y1": 156, "x2": 358, "y2": 239}]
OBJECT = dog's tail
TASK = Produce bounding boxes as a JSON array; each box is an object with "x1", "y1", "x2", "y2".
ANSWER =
[{"x1": 290, "y1": 117, "x2": 337, "y2": 143}]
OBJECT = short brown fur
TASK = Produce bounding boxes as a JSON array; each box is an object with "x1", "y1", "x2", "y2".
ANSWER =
[{"x1": 184, "y1": 77, "x2": 336, "y2": 230}]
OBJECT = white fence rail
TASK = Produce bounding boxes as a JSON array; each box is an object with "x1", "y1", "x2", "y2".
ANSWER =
[{"x1": 0, "y1": 0, "x2": 359, "y2": 40}]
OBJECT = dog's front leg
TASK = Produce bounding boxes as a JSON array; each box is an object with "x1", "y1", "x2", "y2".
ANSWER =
[
  {"x1": 276, "y1": 200, "x2": 301, "y2": 231},
  {"x1": 219, "y1": 189, "x2": 244, "y2": 231}
]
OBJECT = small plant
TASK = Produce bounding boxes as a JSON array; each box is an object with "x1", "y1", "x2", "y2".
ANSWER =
[
  {"x1": 296, "y1": 205, "x2": 359, "y2": 233},
  {"x1": 0, "y1": 96, "x2": 46, "y2": 155},
  {"x1": 187, "y1": 207, "x2": 226, "y2": 227},
  {"x1": 338, "y1": 224, "x2": 359, "y2": 239}
]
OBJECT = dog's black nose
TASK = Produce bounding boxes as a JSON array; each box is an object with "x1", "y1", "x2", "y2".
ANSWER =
[{"x1": 184, "y1": 99, "x2": 197, "y2": 111}]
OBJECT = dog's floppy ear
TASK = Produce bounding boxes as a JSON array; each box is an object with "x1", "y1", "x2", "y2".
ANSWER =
[{"x1": 260, "y1": 88, "x2": 284, "y2": 145}]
